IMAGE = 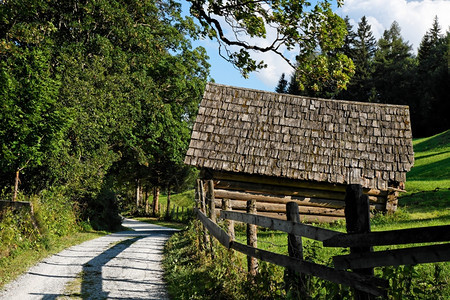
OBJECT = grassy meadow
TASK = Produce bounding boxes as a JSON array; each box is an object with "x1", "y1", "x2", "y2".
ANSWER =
[{"x1": 163, "y1": 130, "x2": 450, "y2": 299}]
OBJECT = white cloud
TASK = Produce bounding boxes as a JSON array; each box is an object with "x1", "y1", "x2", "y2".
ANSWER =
[{"x1": 339, "y1": 0, "x2": 450, "y2": 52}]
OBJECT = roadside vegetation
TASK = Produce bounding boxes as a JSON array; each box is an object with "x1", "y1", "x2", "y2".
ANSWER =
[
  {"x1": 163, "y1": 130, "x2": 450, "y2": 299},
  {"x1": 0, "y1": 189, "x2": 110, "y2": 289}
]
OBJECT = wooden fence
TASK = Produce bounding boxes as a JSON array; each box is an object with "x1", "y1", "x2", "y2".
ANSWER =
[{"x1": 195, "y1": 180, "x2": 450, "y2": 298}]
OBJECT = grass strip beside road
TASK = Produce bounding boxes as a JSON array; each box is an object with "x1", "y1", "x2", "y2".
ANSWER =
[{"x1": 134, "y1": 217, "x2": 187, "y2": 230}]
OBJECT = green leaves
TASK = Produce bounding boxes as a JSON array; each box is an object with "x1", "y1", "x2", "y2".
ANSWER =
[
  {"x1": 1, "y1": 0, "x2": 209, "y2": 203},
  {"x1": 188, "y1": 0, "x2": 351, "y2": 85},
  {"x1": 0, "y1": 44, "x2": 64, "y2": 176}
]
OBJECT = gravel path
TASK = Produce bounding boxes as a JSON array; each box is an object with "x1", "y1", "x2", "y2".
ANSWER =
[{"x1": 0, "y1": 219, "x2": 178, "y2": 299}]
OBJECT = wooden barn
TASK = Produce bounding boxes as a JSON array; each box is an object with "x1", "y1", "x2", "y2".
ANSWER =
[{"x1": 184, "y1": 83, "x2": 414, "y2": 222}]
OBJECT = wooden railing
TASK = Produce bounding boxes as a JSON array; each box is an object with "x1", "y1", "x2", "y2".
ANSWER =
[{"x1": 195, "y1": 180, "x2": 450, "y2": 298}]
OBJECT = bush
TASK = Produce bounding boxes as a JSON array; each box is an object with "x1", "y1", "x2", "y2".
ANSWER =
[{"x1": 0, "y1": 187, "x2": 78, "y2": 261}]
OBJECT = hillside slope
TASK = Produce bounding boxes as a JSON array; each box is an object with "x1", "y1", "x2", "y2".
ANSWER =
[{"x1": 400, "y1": 129, "x2": 450, "y2": 216}]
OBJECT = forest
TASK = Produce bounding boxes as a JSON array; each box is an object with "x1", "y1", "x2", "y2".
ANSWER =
[
  {"x1": 276, "y1": 16, "x2": 449, "y2": 138},
  {"x1": 1, "y1": 0, "x2": 449, "y2": 233}
]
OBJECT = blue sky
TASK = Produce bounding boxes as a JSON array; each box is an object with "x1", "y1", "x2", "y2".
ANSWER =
[{"x1": 183, "y1": 0, "x2": 450, "y2": 92}]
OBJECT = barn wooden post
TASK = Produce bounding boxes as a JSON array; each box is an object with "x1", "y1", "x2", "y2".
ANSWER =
[
  {"x1": 247, "y1": 199, "x2": 258, "y2": 277},
  {"x1": 207, "y1": 180, "x2": 216, "y2": 223},
  {"x1": 207, "y1": 180, "x2": 216, "y2": 258},
  {"x1": 198, "y1": 179, "x2": 210, "y2": 252},
  {"x1": 286, "y1": 202, "x2": 307, "y2": 296},
  {"x1": 345, "y1": 184, "x2": 374, "y2": 300},
  {"x1": 222, "y1": 198, "x2": 235, "y2": 240}
]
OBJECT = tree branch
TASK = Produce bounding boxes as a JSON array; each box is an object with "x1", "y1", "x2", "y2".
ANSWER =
[{"x1": 190, "y1": 1, "x2": 295, "y2": 69}]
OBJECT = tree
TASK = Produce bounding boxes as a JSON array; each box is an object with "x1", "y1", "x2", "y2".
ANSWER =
[
  {"x1": 372, "y1": 21, "x2": 415, "y2": 105},
  {"x1": 187, "y1": 0, "x2": 353, "y2": 91},
  {"x1": 0, "y1": 33, "x2": 67, "y2": 200},
  {"x1": 338, "y1": 16, "x2": 378, "y2": 101},
  {"x1": 1, "y1": 0, "x2": 209, "y2": 229},
  {"x1": 275, "y1": 73, "x2": 288, "y2": 93},
  {"x1": 414, "y1": 17, "x2": 449, "y2": 136}
]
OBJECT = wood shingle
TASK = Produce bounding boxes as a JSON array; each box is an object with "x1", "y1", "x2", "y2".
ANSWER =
[{"x1": 185, "y1": 83, "x2": 414, "y2": 191}]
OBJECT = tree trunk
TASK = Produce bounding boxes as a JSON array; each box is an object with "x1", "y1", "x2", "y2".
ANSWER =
[
  {"x1": 13, "y1": 170, "x2": 20, "y2": 202},
  {"x1": 152, "y1": 186, "x2": 160, "y2": 216},
  {"x1": 166, "y1": 187, "x2": 171, "y2": 220},
  {"x1": 144, "y1": 186, "x2": 150, "y2": 214},
  {"x1": 136, "y1": 179, "x2": 141, "y2": 209}
]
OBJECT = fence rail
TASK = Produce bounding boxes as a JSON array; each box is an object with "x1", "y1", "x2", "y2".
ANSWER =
[{"x1": 195, "y1": 180, "x2": 450, "y2": 298}]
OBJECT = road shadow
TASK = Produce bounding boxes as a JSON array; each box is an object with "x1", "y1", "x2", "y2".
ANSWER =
[
  {"x1": 79, "y1": 228, "x2": 175, "y2": 299},
  {"x1": 79, "y1": 236, "x2": 142, "y2": 299}
]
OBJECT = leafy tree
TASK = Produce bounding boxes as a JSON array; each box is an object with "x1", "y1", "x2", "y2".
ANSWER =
[
  {"x1": 1, "y1": 0, "x2": 209, "y2": 228},
  {"x1": 188, "y1": 0, "x2": 353, "y2": 92},
  {"x1": 0, "y1": 31, "x2": 66, "y2": 200}
]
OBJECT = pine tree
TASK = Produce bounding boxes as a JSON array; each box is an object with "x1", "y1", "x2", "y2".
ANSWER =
[
  {"x1": 414, "y1": 17, "x2": 449, "y2": 136},
  {"x1": 351, "y1": 16, "x2": 378, "y2": 102},
  {"x1": 336, "y1": 16, "x2": 377, "y2": 101},
  {"x1": 275, "y1": 73, "x2": 288, "y2": 93},
  {"x1": 372, "y1": 21, "x2": 415, "y2": 105}
]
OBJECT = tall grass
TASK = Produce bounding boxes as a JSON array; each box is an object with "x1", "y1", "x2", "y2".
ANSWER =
[{"x1": 0, "y1": 187, "x2": 105, "y2": 288}]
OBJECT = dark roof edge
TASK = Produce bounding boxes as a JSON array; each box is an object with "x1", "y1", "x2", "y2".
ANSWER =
[{"x1": 207, "y1": 82, "x2": 411, "y2": 110}]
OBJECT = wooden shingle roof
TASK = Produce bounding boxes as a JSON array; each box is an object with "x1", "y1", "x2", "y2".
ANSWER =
[{"x1": 185, "y1": 83, "x2": 414, "y2": 190}]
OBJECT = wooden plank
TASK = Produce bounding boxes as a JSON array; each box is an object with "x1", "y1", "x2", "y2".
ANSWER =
[
  {"x1": 195, "y1": 208, "x2": 232, "y2": 248},
  {"x1": 215, "y1": 182, "x2": 347, "y2": 201},
  {"x1": 213, "y1": 171, "x2": 349, "y2": 192},
  {"x1": 222, "y1": 199, "x2": 235, "y2": 239},
  {"x1": 286, "y1": 202, "x2": 307, "y2": 294},
  {"x1": 215, "y1": 197, "x2": 385, "y2": 212},
  {"x1": 323, "y1": 225, "x2": 450, "y2": 247},
  {"x1": 247, "y1": 199, "x2": 258, "y2": 276},
  {"x1": 215, "y1": 188, "x2": 346, "y2": 207},
  {"x1": 0, "y1": 200, "x2": 31, "y2": 210},
  {"x1": 207, "y1": 180, "x2": 216, "y2": 223},
  {"x1": 214, "y1": 188, "x2": 386, "y2": 208},
  {"x1": 333, "y1": 243, "x2": 450, "y2": 270},
  {"x1": 301, "y1": 214, "x2": 344, "y2": 223},
  {"x1": 230, "y1": 241, "x2": 387, "y2": 297},
  {"x1": 344, "y1": 184, "x2": 373, "y2": 299},
  {"x1": 212, "y1": 171, "x2": 388, "y2": 196},
  {"x1": 220, "y1": 210, "x2": 339, "y2": 242},
  {"x1": 214, "y1": 192, "x2": 346, "y2": 209},
  {"x1": 214, "y1": 199, "x2": 345, "y2": 216},
  {"x1": 217, "y1": 208, "x2": 344, "y2": 223}
]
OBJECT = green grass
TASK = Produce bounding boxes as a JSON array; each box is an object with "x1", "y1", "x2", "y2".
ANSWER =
[
  {"x1": 404, "y1": 129, "x2": 450, "y2": 194},
  {"x1": 163, "y1": 129, "x2": 450, "y2": 299},
  {"x1": 134, "y1": 217, "x2": 187, "y2": 230},
  {"x1": 158, "y1": 190, "x2": 195, "y2": 208}
]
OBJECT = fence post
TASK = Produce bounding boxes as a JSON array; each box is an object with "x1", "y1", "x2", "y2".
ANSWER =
[
  {"x1": 286, "y1": 202, "x2": 307, "y2": 296},
  {"x1": 222, "y1": 198, "x2": 235, "y2": 240},
  {"x1": 345, "y1": 184, "x2": 374, "y2": 300},
  {"x1": 199, "y1": 180, "x2": 210, "y2": 252},
  {"x1": 247, "y1": 199, "x2": 258, "y2": 278},
  {"x1": 207, "y1": 180, "x2": 216, "y2": 258}
]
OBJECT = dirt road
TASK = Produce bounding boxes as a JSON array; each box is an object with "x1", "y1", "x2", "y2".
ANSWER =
[{"x1": 0, "y1": 219, "x2": 178, "y2": 299}]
